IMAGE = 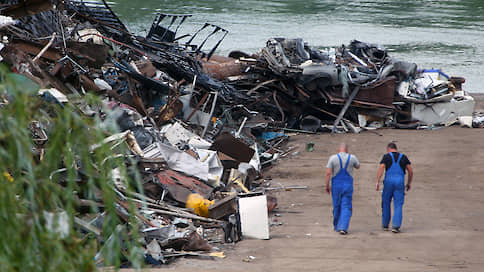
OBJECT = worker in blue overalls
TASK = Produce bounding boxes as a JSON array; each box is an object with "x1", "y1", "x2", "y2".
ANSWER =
[
  {"x1": 325, "y1": 143, "x2": 360, "y2": 235},
  {"x1": 376, "y1": 142, "x2": 414, "y2": 233}
]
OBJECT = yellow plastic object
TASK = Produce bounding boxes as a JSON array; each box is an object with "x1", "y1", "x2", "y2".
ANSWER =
[
  {"x1": 233, "y1": 179, "x2": 250, "y2": 193},
  {"x1": 3, "y1": 172, "x2": 13, "y2": 182},
  {"x1": 209, "y1": 251, "x2": 226, "y2": 258},
  {"x1": 185, "y1": 193, "x2": 214, "y2": 217}
]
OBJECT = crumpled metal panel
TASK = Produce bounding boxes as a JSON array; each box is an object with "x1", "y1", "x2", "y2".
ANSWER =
[{"x1": 411, "y1": 96, "x2": 475, "y2": 125}]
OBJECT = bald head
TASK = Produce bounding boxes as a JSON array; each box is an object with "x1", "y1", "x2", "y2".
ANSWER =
[{"x1": 338, "y1": 143, "x2": 348, "y2": 153}]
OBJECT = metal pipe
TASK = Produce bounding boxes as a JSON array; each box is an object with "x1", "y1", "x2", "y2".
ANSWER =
[
  {"x1": 331, "y1": 86, "x2": 361, "y2": 134},
  {"x1": 201, "y1": 91, "x2": 218, "y2": 138},
  {"x1": 235, "y1": 117, "x2": 248, "y2": 138}
]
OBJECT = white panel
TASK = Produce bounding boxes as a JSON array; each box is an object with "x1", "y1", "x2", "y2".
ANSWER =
[{"x1": 238, "y1": 195, "x2": 269, "y2": 240}]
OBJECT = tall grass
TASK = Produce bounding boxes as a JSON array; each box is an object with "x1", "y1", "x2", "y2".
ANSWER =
[{"x1": 0, "y1": 66, "x2": 143, "y2": 271}]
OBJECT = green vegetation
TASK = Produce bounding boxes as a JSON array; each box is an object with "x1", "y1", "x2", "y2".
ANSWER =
[{"x1": 0, "y1": 66, "x2": 143, "y2": 271}]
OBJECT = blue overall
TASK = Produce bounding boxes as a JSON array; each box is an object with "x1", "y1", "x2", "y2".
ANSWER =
[
  {"x1": 331, "y1": 154, "x2": 353, "y2": 231},
  {"x1": 382, "y1": 153, "x2": 405, "y2": 228}
]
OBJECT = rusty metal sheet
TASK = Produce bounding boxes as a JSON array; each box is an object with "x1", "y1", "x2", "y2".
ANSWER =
[
  {"x1": 356, "y1": 76, "x2": 396, "y2": 106},
  {"x1": 327, "y1": 76, "x2": 397, "y2": 108},
  {"x1": 156, "y1": 169, "x2": 213, "y2": 203},
  {"x1": 201, "y1": 58, "x2": 246, "y2": 80},
  {"x1": 210, "y1": 133, "x2": 255, "y2": 163}
]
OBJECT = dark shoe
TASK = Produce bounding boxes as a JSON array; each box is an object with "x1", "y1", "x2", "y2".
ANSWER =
[
  {"x1": 339, "y1": 230, "x2": 348, "y2": 235},
  {"x1": 382, "y1": 226, "x2": 389, "y2": 231},
  {"x1": 391, "y1": 227, "x2": 400, "y2": 233}
]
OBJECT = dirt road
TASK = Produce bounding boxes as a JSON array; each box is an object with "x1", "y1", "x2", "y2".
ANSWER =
[{"x1": 153, "y1": 126, "x2": 484, "y2": 272}]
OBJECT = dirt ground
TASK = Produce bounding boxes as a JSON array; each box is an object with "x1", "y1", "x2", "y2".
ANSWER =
[{"x1": 135, "y1": 97, "x2": 484, "y2": 272}]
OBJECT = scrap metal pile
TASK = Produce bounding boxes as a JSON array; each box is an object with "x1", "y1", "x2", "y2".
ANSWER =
[
  {"x1": 210, "y1": 38, "x2": 475, "y2": 131},
  {"x1": 0, "y1": 0, "x2": 477, "y2": 267}
]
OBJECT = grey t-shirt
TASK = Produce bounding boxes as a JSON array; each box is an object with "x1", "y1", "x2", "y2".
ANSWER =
[{"x1": 326, "y1": 152, "x2": 360, "y2": 178}]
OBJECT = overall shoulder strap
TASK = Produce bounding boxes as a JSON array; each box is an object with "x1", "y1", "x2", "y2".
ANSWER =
[
  {"x1": 396, "y1": 153, "x2": 403, "y2": 164},
  {"x1": 389, "y1": 152, "x2": 396, "y2": 164},
  {"x1": 344, "y1": 154, "x2": 351, "y2": 170},
  {"x1": 337, "y1": 154, "x2": 343, "y2": 169}
]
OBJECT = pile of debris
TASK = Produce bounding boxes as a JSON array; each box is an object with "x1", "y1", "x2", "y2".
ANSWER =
[
  {"x1": 210, "y1": 38, "x2": 476, "y2": 131},
  {"x1": 0, "y1": 0, "x2": 295, "y2": 267},
  {"x1": 0, "y1": 0, "x2": 478, "y2": 268}
]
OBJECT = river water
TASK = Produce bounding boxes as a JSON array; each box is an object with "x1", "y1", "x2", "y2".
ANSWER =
[{"x1": 109, "y1": 0, "x2": 484, "y2": 93}]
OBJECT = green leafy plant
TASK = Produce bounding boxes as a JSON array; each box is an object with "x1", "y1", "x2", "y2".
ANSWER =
[{"x1": 0, "y1": 66, "x2": 143, "y2": 271}]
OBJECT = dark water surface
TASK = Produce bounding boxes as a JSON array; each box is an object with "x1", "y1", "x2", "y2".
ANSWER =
[{"x1": 109, "y1": 0, "x2": 484, "y2": 92}]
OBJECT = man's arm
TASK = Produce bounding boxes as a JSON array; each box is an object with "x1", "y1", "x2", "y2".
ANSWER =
[
  {"x1": 325, "y1": 168, "x2": 332, "y2": 194},
  {"x1": 376, "y1": 163, "x2": 385, "y2": 191},
  {"x1": 353, "y1": 156, "x2": 360, "y2": 169},
  {"x1": 406, "y1": 164, "x2": 413, "y2": 191}
]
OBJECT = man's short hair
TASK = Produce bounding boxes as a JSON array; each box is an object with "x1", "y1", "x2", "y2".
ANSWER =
[{"x1": 387, "y1": 142, "x2": 397, "y2": 150}]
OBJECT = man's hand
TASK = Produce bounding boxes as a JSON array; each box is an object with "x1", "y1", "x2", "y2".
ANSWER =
[
  {"x1": 406, "y1": 164, "x2": 413, "y2": 192},
  {"x1": 376, "y1": 164, "x2": 385, "y2": 191},
  {"x1": 326, "y1": 185, "x2": 330, "y2": 194}
]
